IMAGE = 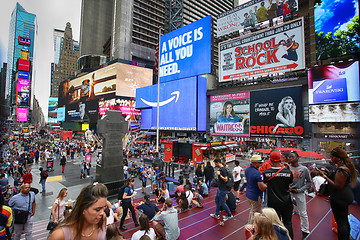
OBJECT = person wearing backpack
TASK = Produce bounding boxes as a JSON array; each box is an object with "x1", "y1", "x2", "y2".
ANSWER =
[
  {"x1": 209, "y1": 158, "x2": 233, "y2": 221},
  {"x1": 39, "y1": 167, "x2": 48, "y2": 193}
]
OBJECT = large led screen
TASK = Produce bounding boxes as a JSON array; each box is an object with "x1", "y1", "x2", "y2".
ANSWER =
[
  {"x1": 48, "y1": 97, "x2": 58, "y2": 123},
  {"x1": 217, "y1": 0, "x2": 298, "y2": 37},
  {"x1": 18, "y1": 71, "x2": 29, "y2": 79},
  {"x1": 98, "y1": 98, "x2": 141, "y2": 123},
  {"x1": 18, "y1": 59, "x2": 30, "y2": 72},
  {"x1": 219, "y1": 18, "x2": 305, "y2": 82},
  {"x1": 65, "y1": 100, "x2": 98, "y2": 123},
  {"x1": 17, "y1": 92, "x2": 29, "y2": 106},
  {"x1": 57, "y1": 107, "x2": 65, "y2": 122},
  {"x1": 309, "y1": 102, "x2": 360, "y2": 122},
  {"x1": 17, "y1": 78, "x2": 30, "y2": 92},
  {"x1": 159, "y1": 15, "x2": 211, "y2": 83},
  {"x1": 210, "y1": 92, "x2": 250, "y2": 137},
  {"x1": 17, "y1": 108, "x2": 28, "y2": 122},
  {"x1": 250, "y1": 86, "x2": 303, "y2": 137},
  {"x1": 136, "y1": 76, "x2": 207, "y2": 131},
  {"x1": 314, "y1": 0, "x2": 359, "y2": 59},
  {"x1": 59, "y1": 62, "x2": 152, "y2": 106},
  {"x1": 308, "y1": 61, "x2": 360, "y2": 104}
]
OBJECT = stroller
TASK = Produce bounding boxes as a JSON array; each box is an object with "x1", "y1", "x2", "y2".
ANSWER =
[{"x1": 47, "y1": 158, "x2": 54, "y2": 172}]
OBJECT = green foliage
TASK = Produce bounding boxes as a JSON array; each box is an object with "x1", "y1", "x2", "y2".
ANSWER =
[{"x1": 316, "y1": 15, "x2": 360, "y2": 60}]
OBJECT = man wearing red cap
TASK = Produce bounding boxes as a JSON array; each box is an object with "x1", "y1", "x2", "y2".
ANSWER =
[{"x1": 263, "y1": 151, "x2": 294, "y2": 239}]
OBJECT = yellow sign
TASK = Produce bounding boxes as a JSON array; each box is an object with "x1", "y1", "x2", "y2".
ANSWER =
[{"x1": 82, "y1": 123, "x2": 89, "y2": 131}]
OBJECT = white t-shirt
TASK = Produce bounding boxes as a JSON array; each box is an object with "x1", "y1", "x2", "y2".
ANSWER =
[
  {"x1": 185, "y1": 190, "x2": 193, "y2": 205},
  {"x1": 233, "y1": 166, "x2": 243, "y2": 182},
  {"x1": 131, "y1": 228, "x2": 156, "y2": 240},
  {"x1": 164, "y1": 189, "x2": 170, "y2": 199},
  {"x1": 312, "y1": 176, "x2": 326, "y2": 192}
]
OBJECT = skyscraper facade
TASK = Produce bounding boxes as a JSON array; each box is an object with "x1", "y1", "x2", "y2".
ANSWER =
[
  {"x1": 6, "y1": 3, "x2": 36, "y2": 107},
  {"x1": 51, "y1": 23, "x2": 79, "y2": 97}
]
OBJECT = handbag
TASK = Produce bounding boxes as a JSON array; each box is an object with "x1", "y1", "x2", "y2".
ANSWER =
[
  {"x1": 47, "y1": 200, "x2": 60, "y2": 231},
  {"x1": 14, "y1": 194, "x2": 31, "y2": 224}
]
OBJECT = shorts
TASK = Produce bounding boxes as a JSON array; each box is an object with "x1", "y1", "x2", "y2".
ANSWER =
[
  {"x1": 233, "y1": 180, "x2": 241, "y2": 191},
  {"x1": 142, "y1": 180, "x2": 147, "y2": 187}
]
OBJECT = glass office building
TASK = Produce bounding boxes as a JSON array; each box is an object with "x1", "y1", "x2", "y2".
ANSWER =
[{"x1": 6, "y1": 3, "x2": 36, "y2": 107}]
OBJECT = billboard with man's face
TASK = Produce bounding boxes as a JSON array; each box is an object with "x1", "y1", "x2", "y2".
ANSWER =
[{"x1": 250, "y1": 86, "x2": 303, "y2": 137}]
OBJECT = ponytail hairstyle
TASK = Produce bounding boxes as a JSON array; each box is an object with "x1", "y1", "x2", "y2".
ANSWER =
[{"x1": 331, "y1": 147, "x2": 358, "y2": 187}]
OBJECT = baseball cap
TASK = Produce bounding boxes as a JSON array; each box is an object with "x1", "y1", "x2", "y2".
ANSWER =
[
  {"x1": 250, "y1": 155, "x2": 263, "y2": 162},
  {"x1": 270, "y1": 151, "x2": 282, "y2": 162}
]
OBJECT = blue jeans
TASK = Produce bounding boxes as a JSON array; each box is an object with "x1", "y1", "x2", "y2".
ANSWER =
[
  {"x1": 205, "y1": 177, "x2": 213, "y2": 191},
  {"x1": 41, "y1": 179, "x2": 46, "y2": 192},
  {"x1": 215, "y1": 188, "x2": 232, "y2": 217}
]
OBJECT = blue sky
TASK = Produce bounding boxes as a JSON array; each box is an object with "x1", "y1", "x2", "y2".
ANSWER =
[{"x1": 315, "y1": 0, "x2": 359, "y2": 34}]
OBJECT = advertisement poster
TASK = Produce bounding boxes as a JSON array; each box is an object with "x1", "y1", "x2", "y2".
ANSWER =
[
  {"x1": 309, "y1": 102, "x2": 360, "y2": 122},
  {"x1": 308, "y1": 61, "x2": 360, "y2": 104},
  {"x1": 18, "y1": 59, "x2": 30, "y2": 72},
  {"x1": 18, "y1": 71, "x2": 29, "y2": 79},
  {"x1": 210, "y1": 92, "x2": 250, "y2": 137},
  {"x1": 48, "y1": 97, "x2": 58, "y2": 123},
  {"x1": 57, "y1": 107, "x2": 65, "y2": 122},
  {"x1": 159, "y1": 15, "x2": 211, "y2": 83},
  {"x1": 59, "y1": 62, "x2": 152, "y2": 106},
  {"x1": 219, "y1": 18, "x2": 305, "y2": 82},
  {"x1": 17, "y1": 78, "x2": 30, "y2": 92},
  {"x1": 17, "y1": 92, "x2": 29, "y2": 106},
  {"x1": 98, "y1": 98, "x2": 141, "y2": 123},
  {"x1": 65, "y1": 100, "x2": 98, "y2": 123},
  {"x1": 217, "y1": 0, "x2": 298, "y2": 37},
  {"x1": 17, "y1": 108, "x2": 28, "y2": 122},
  {"x1": 250, "y1": 86, "x2": 303, "y2": 137}
]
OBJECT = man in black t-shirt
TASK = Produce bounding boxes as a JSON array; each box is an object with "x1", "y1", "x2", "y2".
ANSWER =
[
  {"x1": 263, "y1": 151, "x2": 294, "y2": 239},
  {"x1": 210, "y1": 158, "x2": 233, "y2": 221}
]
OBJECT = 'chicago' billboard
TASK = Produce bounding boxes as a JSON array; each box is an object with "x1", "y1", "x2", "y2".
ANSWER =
[
  {"x1": 159, "y1": 15, "x2": 211, "y2": 83},
  {"x1": 136, "y1": 76, "x2": 207, "y2": 131},
  {"x1": 217, "y1": 0, "x2": 298, "y2": 37},
  {"x1": 210, "y1": 92, "x2": 250, "y2": 137},
  {"x1": 250, "y1": 86, "x2": 303, "y2": 137},
  {"x1": 219, "y1": 18, "x2": 305, "y2": 82},
  {"x1": 308, "y1": 61, "x2": 360, "y2": 104}
]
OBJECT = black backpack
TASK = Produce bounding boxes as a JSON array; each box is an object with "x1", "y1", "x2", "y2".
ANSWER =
[
  {"x1": 117, "y1": 185, "x2": 126, "y2": 200},
  {"x1": 225, "y1": 168, "x2": 234, "y2": 189}
]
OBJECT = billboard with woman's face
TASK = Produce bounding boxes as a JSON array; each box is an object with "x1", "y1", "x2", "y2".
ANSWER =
[
  {"x1": 250, "y1": 86, "x2": 303, "y2": 137},
  {"x1": 210, "y1": 92, "x2": 250, "y2": 137}
]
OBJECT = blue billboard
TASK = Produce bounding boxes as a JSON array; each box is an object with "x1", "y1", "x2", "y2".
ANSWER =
[
  {"x1": 159, "y1": 15, "x2": 211, "y2": 83},
  {"x1": 136, "y1": 76, "x2": 207, "y2": 131},
  {"x1": 57, "y1": 107, "x2": 65, "y2": 122},
  {"x1": 18, "y1": 71, "x2": 29, "y2": 79}
]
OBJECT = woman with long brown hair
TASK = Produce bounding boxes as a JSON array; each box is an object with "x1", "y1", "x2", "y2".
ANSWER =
[
  {"x1": 49, "y1": 183, "x2": 108, "y2": 240},
  {"x1": 245, "y1": 214, "x2": 278, "y2": 240},
  {"x1": 318, "y1": 147, "x2": 358, "y2": 240}
]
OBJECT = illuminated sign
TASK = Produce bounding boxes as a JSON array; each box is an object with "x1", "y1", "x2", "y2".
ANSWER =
[
  {"x1": 17, "y1": 108, "x2": 28, "y2": 122},
  {"x1": 18, "y1": 59, "x2": 30, "y2": 72},
  {"x1": 18, "y1": 71, "x2": 29, "y2": 79},
  {"x1": 308, "y1": 61, "x2": 360, "y2": 104},
  {"x1": 20, "y1": 50, "x2": 29, "y2": 60},
  {"x1": 219, "y1": 18, "x2": 305, "y2": 82},
  {"x1": 159, "y1": 15, "x2": 211, "y2": 83},
  {"x1": 57, "y1": 107, "x2": 65, "y2": 122},
  {"x1": 309, "y1": 102, "x2": 360, "y2": 122},
  {"x1": 48, "y1": 97, "x2": 58, "y2": 123},
  {"x1": 17, "y1": 92, "x2": 29, "y2": 106},
  {"x1": 18, "y1": 36, "x2": 31, "y2": 45},
  {"x1": 17, "y1": 78, "x2": 30, "y2": 92}
]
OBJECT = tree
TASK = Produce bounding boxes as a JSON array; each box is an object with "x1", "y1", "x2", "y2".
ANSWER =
[{"x1": 316, "y1": 15, "x2": 359, "y2": 60}]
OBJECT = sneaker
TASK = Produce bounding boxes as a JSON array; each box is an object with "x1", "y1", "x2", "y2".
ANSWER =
[
  {"x1": 223, "y1": 215, "x2": 233, "y2": 221},
  {"x1": 294, "y1": 210, "x2": 299, "y2": 215},
  {"x1": 119, "y1": 226, "x2": 127, "y2": 230},
  {"x1": 210, "y1": 213, "x2": 220, "y2": 219},
  {"x1": 135, "y1": 223, "x2": 139, "y2": 227},
  {"x1": 302, "y1": 231, "x2": 309, "y2": 239},
  {"x1": 236, "y1": 199, "x2": 241, "y2": 203}
]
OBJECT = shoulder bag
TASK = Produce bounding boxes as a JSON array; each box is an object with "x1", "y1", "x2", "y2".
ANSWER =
[
  {"x1": 47, "y1": 200, "x2": 60, "y2": 231},
  {"x1": 14, "y1": 194, "x2": 31, "y2": 224}
]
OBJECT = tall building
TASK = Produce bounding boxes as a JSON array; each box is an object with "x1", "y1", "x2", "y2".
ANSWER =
[
  {"x1": 6, "y1": 3, "x2": 36, "y2": 105},
  {"x1": 51, "y1": 23, "x2": 79, "y2": 97},
  {"x1": 0, "y1": 63, "x2": 8, "y2": 120}
]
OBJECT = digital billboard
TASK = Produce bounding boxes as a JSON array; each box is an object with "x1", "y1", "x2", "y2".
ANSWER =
[
  {"x1": 308, "y1": 61, "x2": 360, "y2": 104},
  {"x1": 309, "y1": 102, "x2": 360, "y2": 122},
  {"x1": 217, "y1": 0, "x2": 298, "y2": 37},
  {"x1": 17, "y1": 92, "x2": 29, "y2": 106},
  {"x1": 136, "y1": 76, "x2": 207, "y2": 131},
  {"x1": 98, "y1": 97, "x2": 141, "y2": 123},
  {"x1": 18, "y1": 36, "x2": 31, "y2": 45},
  {"x1": 210, "y1": 92, "x2": 250, "y2": 137},
  {"x1": 314, "y1": 0, "x2": 359, "y2": 59},
  {"x1": 18, "y1": 71, "x2": 29, "y2": 79},
  {"x1": 58, "y1": 62, "x2": 152, "y2": 106},
  {"x1": 250, "y1": 86, "x2": 303, "y2": 137},
  {"x1": 65, "y1": 100, "x2": 99, "y2": 123},
  {"x1": 159, "y1": 15, "x2": 211, "y2": 83},
  {"x1": 57, "y1": 107, "x2": 65, "y2": 122},
  {"x1": 48, "y1": 97, "x2": 58, "y2": 123},
  {"x1": 219, "y1": 18, "x2": 305, "y2": 82},
  {"x1": 17, "y1": 108, "x2": 28, "y2": 122},
  {"x1": 18, "y1": 59, "x2": 30, "y2": 72},
  {"x1": 17, "y1": 78, "x2": 30, "y2": 92}
]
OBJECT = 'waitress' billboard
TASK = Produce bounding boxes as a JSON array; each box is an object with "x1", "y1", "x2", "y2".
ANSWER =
[{"x1": 250, "y1": 86, "x2": 303, "y2": 137}]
